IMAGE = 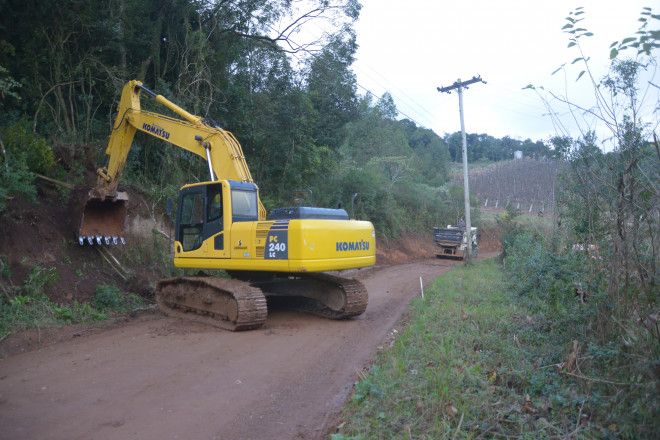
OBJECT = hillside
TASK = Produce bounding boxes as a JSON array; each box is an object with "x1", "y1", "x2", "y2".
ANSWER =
[{"x1": 453, "y1": 158, "x2": 559, "y2": 213}]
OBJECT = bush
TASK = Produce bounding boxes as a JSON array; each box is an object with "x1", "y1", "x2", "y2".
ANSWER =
[
  {"x1": 92, "y1": 283, "x2": 143, "y2": 312},
  {"x1": 0, "y1": 149, "x2": 36, "y2": 212},
  {"x1": 503, "y1": 230, "x2": 590, "y2": 311},
  {"x1": 0, "y1": 118, "x2": 55, "y2": 174}
]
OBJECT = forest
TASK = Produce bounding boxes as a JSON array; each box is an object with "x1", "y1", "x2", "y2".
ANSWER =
[{"x1": 0, "y1": 0, "x2": 557, "y2": 237}]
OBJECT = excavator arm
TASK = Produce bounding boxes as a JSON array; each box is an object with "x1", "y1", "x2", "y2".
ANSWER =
[{"x1": 80, "y1": 80, "x2": 265, "y2": 244}]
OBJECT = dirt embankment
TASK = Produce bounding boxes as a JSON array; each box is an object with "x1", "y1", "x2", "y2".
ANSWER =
[{"x1": 0, "y1": 184, "x2": 170, "y2": 304}]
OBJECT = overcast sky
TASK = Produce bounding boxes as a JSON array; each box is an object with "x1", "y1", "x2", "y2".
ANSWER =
[{"x1": 349, "y1": 0, "x2": 657, "y2": 144}]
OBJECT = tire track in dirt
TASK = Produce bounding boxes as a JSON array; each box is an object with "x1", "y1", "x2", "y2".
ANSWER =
[{"x1": 0, "y1": 258, "x2": 462, "y2": 440}]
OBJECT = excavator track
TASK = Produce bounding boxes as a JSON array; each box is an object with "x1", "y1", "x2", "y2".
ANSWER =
[
  {"x1": 252, "y1": 273, "x2": 368, "y2": 320},
  {"x1": 156, "y1": 277, "x2": 267, "y2": 331}
]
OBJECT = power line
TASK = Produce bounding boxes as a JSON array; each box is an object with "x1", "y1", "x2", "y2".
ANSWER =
[
  {"x1": 356, "y1": 84, "x2": 430, "y2": 128},
  {"x1": 266, "y1": 31, "x2": 432, "y2": 128},
  {"x1": 356, "y1": 63, "x2": 439, "y2": 121},
  {"x1": 302, "y1": 20, "x2": 439, "y2": 128}
]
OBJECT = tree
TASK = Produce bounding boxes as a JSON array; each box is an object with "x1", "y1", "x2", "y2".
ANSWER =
[{"x1": 307, "y1": 32, "x2": 359, "y2": 150}]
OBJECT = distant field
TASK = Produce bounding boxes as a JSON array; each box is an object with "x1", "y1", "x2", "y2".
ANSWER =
[
  {"x1": 480, "y1": 207, "x2": 554, "y2": 228},
  {"x1": 453, "y1": 159, "x2": 559, "y2": 213}
]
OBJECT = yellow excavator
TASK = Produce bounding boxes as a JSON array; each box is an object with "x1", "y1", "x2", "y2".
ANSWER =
[{"x1": 79, "y1": 80, "x2": 375, "y2": 330}]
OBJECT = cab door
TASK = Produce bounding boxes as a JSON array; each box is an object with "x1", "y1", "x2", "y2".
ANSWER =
[{"x1": 175, "y1": 183, "x2": 229, "y2": 258}]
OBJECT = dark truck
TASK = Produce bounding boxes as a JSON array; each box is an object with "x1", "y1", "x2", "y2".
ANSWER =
[{"x1": 433, "y1": 225, "x2": 478, "y2": 259}]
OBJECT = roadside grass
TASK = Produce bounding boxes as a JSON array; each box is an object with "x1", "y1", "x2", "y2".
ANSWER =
[
  {"x1": 0, "y1": 266, "x2": 145, "y2": 340},
  {"x1": 333, "y1": 259, "x2": 658, "y2": 439}
]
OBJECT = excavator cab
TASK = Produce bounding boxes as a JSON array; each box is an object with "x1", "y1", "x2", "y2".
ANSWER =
[{"x1": 174, "y1": 180, "x2": 259, "y2": 258}]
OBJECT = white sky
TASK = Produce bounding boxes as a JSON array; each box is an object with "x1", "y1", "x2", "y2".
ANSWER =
[{"x1": 350, "y1": 0, "x2": 658, "y2": 143}]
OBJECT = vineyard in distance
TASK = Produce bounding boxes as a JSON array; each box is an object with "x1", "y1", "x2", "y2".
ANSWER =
[{"x1": 452, "y1": 158, "x2": 559, "y2": 215}]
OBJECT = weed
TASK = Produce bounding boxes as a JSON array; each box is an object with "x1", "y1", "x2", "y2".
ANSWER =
[
  {"x1": 92, "y1": 283, "x2": 143, "y2": 313},
  {"x1": 22, "y1": 266, "x2": 58, "y2": 296},
  {"x1": 9, "y1": 295, "x2": 30, "y2": 306},
  {"x1": 335, "y1": 259, "x2": 659, "y2": 439},
  {"x1": 0, "y1": 282, "x2": 141, "y2": 340},
  {"x1": 92, "y1": 284, "x2": 124, "y2": 310},
  {"x1": 53, "y1": 306, "x2": 73, "y2": 322}
]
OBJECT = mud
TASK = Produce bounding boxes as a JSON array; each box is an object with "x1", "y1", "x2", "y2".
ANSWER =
[{"x1": 0, "y1": 258, "x2": 468, "y2": 440}]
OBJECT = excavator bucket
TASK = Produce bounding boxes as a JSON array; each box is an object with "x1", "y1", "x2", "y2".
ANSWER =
[{"x1": 78, "y1": 192, "x2": 129, "y2": 245}]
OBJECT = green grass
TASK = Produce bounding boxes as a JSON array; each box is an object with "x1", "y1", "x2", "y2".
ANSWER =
[
  {"x1": 0, "y1": 267, "x2": 145, "y2": 340},
  {"x1": 333, "y1": 259, "x2": 658, "y2": 439}
]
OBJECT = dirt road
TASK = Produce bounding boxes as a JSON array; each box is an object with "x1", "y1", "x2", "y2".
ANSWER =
[{"x1": 0, "y1": 259, "x2": 459, "y2": 440}]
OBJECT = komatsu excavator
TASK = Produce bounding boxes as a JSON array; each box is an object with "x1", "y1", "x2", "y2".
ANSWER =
[{"x1": 79, "y1": 80, "x2": 375, "y2": 330}]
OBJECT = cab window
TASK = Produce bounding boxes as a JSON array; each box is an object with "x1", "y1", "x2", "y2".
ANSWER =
[
  {"x1": 207, "y1": 184, "x2": 222, "y2": 222},
  {"x1": 231, "y1": 189, "x2": 258, "y2": 222}
]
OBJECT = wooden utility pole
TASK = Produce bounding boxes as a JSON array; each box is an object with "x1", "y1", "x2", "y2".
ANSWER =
[{"x1": 437, "y1": 75, "x2": 486, "y2": 263}]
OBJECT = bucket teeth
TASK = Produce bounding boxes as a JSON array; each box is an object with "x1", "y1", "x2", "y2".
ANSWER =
[{"x1": 77, "y1": 234, "x2": 124, "y2": 246}]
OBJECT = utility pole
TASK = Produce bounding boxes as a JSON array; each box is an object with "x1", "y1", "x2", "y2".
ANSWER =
[{"x1": 437, "y1": 75, "x2": 486, "y2": 263}]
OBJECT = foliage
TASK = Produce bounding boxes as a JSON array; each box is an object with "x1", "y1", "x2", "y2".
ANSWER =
[
  {"x1": 503, "y1": 229, "x2": 594, "y2": 312},
  {"x1": 0, "y1": 65, "x2": 20, "y2": 104},
  {"x1": 336, "y1": 259, "x2": 659, "y2": 439},
  {"x1": 0, "y1": 118, "x2": 55, "y2": 174},
  {"x1": 526, "y1": 5, "x2": 658, "y2": 344},
  {"x1": 21, "y1": 266, "x2": 58, "y2": 297},
  {"x1": 0, "y1": 148, "x2": 36, "y2": 212},
  {"x1": 92, "y1": 283, "x2": 143, "y2": 313},
  {"x1": 0, "y1": 266, "x2": 144, "y2": 339},
  {"x1": 444, "y1": 132, "x2": 552, "y2": 162}
]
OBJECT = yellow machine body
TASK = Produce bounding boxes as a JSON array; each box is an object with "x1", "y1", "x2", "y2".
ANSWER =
[{"x1": 171, "y1": 180, "x2": 375, "y2": 273}]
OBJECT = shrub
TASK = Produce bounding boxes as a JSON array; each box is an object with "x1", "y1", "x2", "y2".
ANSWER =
[
  {"x1": 503, "y1": 229, "x2": 592, "y2": 313},
  {"x1": 0, "y1": 149, "x2": 36, "y2": 212},
  {"x1": 0, "y1": 118, "x2": 55, "y2": 174},
  {"x1": 92, "y1": 283, "x2": 143, "y2": 312},
  {"x1": 22, "y1": 266, "x2": 58, "y2": 297}
]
